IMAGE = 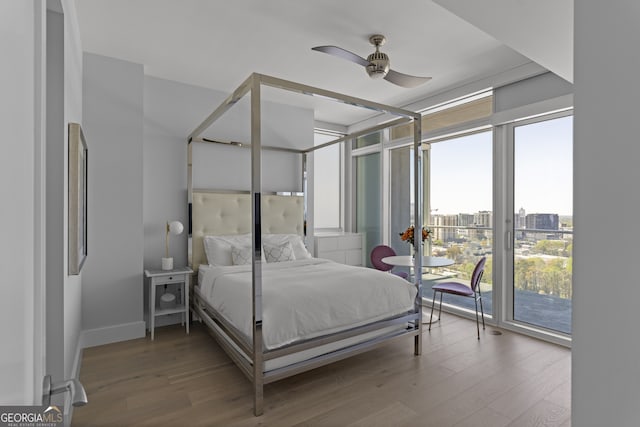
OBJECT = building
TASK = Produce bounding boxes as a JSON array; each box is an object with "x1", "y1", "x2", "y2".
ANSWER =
[
  {"x1": 432, "y1": 214, "x2": 458, "y2": 242},
  {"x1": 526, "y1": 213, "x2": 559, "y2": 230},
  {"x1": 469, "y1": 210, "x2": 493, "y2": 240},
  {"x1": 526, "y1": 213, "x2": 560, "y2": 240},
  {"x1": 455, "y1": 213, "x2": 475, "y2": 238},
  {"x1": 474, "y1": 210, "x2": 493, "y2": 228},
  {"x1": 515, "y1": 207, "x2": 527, "y2": 238}
]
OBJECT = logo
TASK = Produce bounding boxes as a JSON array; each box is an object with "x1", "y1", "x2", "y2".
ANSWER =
[{"x1": 0, "y1": 405, "x2": 64, "y2": 427}]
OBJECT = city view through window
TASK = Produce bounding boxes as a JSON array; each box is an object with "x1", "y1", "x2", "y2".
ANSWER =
[
  {"x1": 424, "y1": 115, "x2": 573, "y2": 334},
  {"x1": 425, "y1": 131, "x2": 495, "y2": 317},
  {"x1": 513, "y1": 115, "x2": 572, "y2": 334}
]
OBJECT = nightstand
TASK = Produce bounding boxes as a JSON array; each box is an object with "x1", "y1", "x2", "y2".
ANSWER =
[{"x1": 144, "y1": 267, "x2": 193, "y2": 340}]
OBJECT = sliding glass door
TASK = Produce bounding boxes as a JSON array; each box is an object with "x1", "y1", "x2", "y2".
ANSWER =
[
  {"x1": 389, "y1": 146, "x2": 414, "y2": 256},
  {"x1": 510, "y1": 114, "x2": 573, "y2": 334},
  {"x1": 355, "y1": 152, "x2": 381, "y2": 267}
]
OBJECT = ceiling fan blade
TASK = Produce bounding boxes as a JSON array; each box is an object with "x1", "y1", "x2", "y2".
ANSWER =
[
  {"x1": 312, "y1": 45, "x2": 370, "y2": 67},
  {"x1": 384, "y1": 69, "x2": 432, "y2": 88}
]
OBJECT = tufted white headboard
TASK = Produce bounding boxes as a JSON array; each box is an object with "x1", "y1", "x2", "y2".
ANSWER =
[{"x1": 190, "y1": 190, "x2": 304, "y2": 273}]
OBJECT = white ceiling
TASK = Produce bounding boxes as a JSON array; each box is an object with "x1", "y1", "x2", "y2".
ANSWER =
[
  {"x1": 76, "y1": 0, "x2": 548, "y2": 127},
  {"x1": 434, "y1": 0, "x2": 573, "y2": 83}
]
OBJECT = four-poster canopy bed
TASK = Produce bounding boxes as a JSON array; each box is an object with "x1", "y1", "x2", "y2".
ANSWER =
[{"x1": 186, "y1": 73, "x2": 423, "y2": 416}]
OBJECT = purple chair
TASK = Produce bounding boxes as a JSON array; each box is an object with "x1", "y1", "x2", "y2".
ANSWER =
[
  {"x1": 429, "y1": 256, "x2": 486, "y2": 339},
  {"x1": 370, "y1": 245, "x2": 409, "y2": 280}
]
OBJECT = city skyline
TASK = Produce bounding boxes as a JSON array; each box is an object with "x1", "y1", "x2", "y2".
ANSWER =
[{"x1": 430, "y1": 207, "x2": 572, "y2": 217}]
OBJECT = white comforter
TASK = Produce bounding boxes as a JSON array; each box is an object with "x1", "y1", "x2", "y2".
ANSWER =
[{"x1": 198, "y1": 258, "x2": 417, "y2": 350}]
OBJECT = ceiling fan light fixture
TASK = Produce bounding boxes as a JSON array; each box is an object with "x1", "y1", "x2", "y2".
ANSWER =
[
  {"x1": 311, "y1": 33, "x2": 431, "y2": 88},
  {"x1": 366, "y1": 51, "x2": 390, "y2": 79}
]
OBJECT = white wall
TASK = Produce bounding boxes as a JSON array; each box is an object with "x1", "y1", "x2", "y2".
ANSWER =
[
  {"x1": 573, "y1": 2, "x2": 640, "y2": 426},
  {"x1": 0, "y1": 0, "x2": 40, "y2": 405},
  {"x1": 0, "y1": 0, "x2": 85, "y2": 404},
  {"x1": 82, "y1": 53, "x2": 145, "y2": 345},
  {"x1": 61, "y1": 0, "x2": 84, "y2": 381}
]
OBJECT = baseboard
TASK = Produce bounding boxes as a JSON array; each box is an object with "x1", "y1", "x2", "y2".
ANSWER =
[{"x1": 82, "y1": 321, "x2": 146, "y2": 348}]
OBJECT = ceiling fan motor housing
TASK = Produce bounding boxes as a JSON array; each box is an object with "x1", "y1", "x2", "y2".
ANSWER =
[{"x1": 366, "y1": 51, "x2": 390, "y2": 78}]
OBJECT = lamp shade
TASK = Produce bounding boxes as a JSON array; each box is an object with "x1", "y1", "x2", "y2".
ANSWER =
[{"x1": 168, "y1": 220, "x2": 184, "y2": 235}]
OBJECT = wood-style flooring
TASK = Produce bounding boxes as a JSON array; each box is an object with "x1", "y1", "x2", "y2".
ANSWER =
[{"x1": 73, "y1": 314, "x2": 571, "y2": 426}]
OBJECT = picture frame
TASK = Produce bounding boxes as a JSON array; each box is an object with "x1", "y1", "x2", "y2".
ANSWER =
[{"x1": 68, "y1": 122, "x2": 88, "y2": 275}]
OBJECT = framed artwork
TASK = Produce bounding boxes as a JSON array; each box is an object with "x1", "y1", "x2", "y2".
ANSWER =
[{"x1": 68, "y1": 122, "x2": 88, "y2": 275}]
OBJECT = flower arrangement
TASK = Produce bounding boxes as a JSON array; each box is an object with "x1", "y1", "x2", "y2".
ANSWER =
[{"x1": 399, "y1": 225, "x2": 432, "y2": 246}]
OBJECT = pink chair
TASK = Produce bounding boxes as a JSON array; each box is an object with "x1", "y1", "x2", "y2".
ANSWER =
[
  {"x1": 370, "y1": 245, "x2": 409, "y2": 280},
  {"x1": 429, "y1": 256, "x2": 486, "y2": 339}
]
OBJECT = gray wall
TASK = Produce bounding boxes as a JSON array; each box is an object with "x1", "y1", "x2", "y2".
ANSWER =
[
  {"x1": 82, "y1": 53, "x2": 145, "y2": 339},
  {"x1": 573, "y1": 2, "x2": 640, "y2": 426},
  {"x1": 81, "y1": 60, "x2": 313, "y2": 335},
  {"x1": 143, "y1": 75, "x2": 313, "y2": 272}
]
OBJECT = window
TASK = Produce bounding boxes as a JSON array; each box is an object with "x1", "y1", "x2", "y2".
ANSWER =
[
  {"x1": 353, "y1": 131, "x2": 381, "y2": 149},
  {"x1": 390, "y1": 92, "x2": 493, "y2": 140},
  {"x1": 313, "y1": 130, "x2": 342, "y2": 229},
  {"x1": 355, "y1": 151, "x2": 381, "y2": 267},
  {"x1": 425, "y1": 131, "x2": 494, "y2": 316},
  {"x1": 347, "y1": 86, "x2": 573, "y2": 343},
  {"x1": 510, "y1": 113, "x2": 573, "y2": 334}
]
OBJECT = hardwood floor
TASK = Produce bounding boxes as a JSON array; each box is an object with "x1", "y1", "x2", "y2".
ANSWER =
[{"x1": 73, "y1": 314, "x2": 571, "y2": 426}]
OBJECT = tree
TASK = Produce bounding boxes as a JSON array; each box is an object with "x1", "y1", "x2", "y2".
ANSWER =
[
  {"x1": 446, "y1": 245, "x2": 462, "y2": 261},
  {"x1": 514, "y1": 256, "x2": 572, "y2": 299}
]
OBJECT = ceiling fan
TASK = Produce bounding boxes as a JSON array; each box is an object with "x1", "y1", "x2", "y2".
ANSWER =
[{"x1": 312, "y1": 34, "x2": 432, "y2": 88}]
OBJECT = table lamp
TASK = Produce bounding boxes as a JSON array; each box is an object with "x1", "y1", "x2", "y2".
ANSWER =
[{"x1": 162, "y1": 220, "x2": 184, "y2": 270}]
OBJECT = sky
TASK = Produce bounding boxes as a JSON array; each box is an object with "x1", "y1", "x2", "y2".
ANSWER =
[
  {"x1": 514, "y1": 115, "x2": 573, "y2": 216},
  {"x1": 430, "y1": 115, "x2": 573, "y2": 216}
]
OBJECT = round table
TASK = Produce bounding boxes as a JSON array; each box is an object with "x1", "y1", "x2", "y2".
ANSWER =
[
  {"x1": 381, "y1": 255, "x2": 454, "y2": 269},
  {"x1": 381, "y1": 255, "x2": 454, "y2": 324}
]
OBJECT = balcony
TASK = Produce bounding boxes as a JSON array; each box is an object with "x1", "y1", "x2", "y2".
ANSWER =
[{"x1": 420, "y1": 225, "x2": 572, "y2": 335}]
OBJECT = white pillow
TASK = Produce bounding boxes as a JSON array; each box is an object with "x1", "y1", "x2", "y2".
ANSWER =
[
  {"x1": 263, "y1": 241, "x2": 295, "y2": 263},
  {"x1": 203, "y1": 234, "x2": 251, "y2": 266},
  {"x1": 230, "y1": 244, "x2": 253, "y2": 265},
  {"x1": 263, "y1": 234, "x2": 312, "y2": 260}
]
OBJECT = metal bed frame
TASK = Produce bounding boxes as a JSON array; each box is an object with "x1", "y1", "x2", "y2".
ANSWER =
[{"x1": 187, "y1": 73, "x2": 423, "y2": 416}]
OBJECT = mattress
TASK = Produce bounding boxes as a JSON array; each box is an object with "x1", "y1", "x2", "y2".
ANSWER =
[{"x1": 197, "y1": 258, "x2": 417, "y2": 350}]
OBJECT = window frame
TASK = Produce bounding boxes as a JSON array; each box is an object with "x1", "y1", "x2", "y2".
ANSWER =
[{"x1": 500, "y1": 109, "x2": 574, "y2": 347}]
